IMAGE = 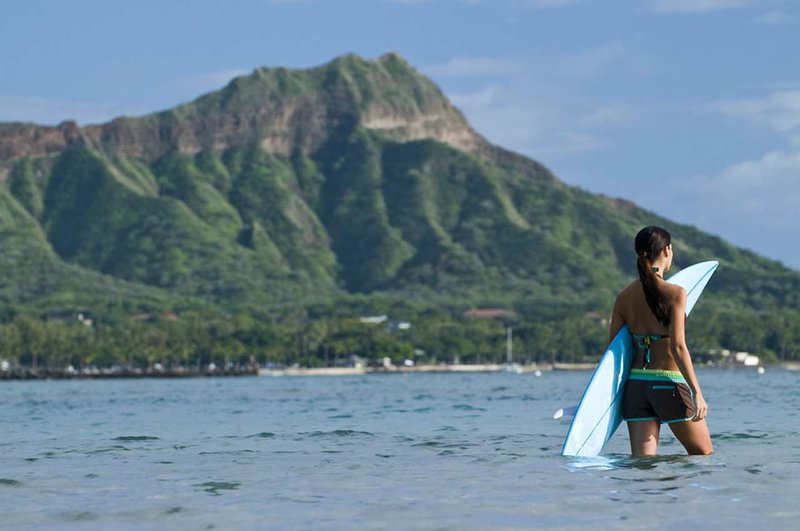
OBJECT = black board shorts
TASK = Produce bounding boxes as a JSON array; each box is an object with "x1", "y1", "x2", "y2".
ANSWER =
[{"x1": 622, "y1": 369, "x2": 695, "y2": 424}]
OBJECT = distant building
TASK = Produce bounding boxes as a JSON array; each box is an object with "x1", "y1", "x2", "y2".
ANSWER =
[
  {"x1": 734, "y1": 351, "x2": 760, "y2": 367},
  {"x1": 360, "y1": 315, "x2": 388, "y2": 324},
  {"x1": 464, "y1": 308, "x2": 516, "y2": 318},
  {"x1": 715, "y1": 348, "x2": 760, "y2": 367},
  {"x1": 583, "y1": 311, "x2": 609, "y2": 327},
  {"x1": 130, "y1": 311, "x2": 180, "y2": 322},
  {"x1": 360, "y1": 316, "x2": 412, "y2": 332}
]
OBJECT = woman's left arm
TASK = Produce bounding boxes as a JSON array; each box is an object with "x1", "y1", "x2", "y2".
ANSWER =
[
  {"x1": 669, "y1": 288, "x2": 708, "y2": 421},
  {"x1": 608, "y1": 295, "x2": 625, "y2": 344}
]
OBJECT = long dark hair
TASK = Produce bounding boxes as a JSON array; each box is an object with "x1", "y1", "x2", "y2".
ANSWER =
[{"x1": 634, "y1": 226, "x2": 672, "y2": 326}]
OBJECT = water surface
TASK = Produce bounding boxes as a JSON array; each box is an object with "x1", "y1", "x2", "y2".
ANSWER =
[{"x1": 1, "y1": 369, "x2": 798, "y2": 529}]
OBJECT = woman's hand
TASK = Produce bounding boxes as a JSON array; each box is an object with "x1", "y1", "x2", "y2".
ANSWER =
[{"x1": 693, "y1": 392, "x2": 708, "y2": 422}]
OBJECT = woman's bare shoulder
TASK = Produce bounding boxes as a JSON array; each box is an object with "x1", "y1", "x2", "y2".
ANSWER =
[
  {"x1": 662, "y1": 282, "x2": 687, "y2": 302},
  {"x1": 616, "y1": 280, "x2": 640, "y2": 302}
]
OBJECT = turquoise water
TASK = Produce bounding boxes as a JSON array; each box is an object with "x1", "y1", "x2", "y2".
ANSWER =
[{"x1": 1, "y1": 369, "x2": 799, "y2": 529}]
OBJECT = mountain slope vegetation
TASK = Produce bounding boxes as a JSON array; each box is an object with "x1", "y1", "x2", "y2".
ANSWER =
[{"x1": 1, "y1": 53, "x2": 798, "y2": 366}]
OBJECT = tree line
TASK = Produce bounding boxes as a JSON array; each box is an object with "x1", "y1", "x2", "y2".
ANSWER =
[{"x1": 1, "y1": 305, "x2": 799, "y2": 370}]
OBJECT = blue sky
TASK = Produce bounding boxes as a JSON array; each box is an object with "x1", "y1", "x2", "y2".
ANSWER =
[{"x1": 2, "y1": 0, "x2": 798, "y2": 268}]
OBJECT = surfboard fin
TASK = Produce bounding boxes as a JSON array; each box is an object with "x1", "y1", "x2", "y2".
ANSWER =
[{"x1": 553, "y1": 405, "x2": 578, "y2": 419}]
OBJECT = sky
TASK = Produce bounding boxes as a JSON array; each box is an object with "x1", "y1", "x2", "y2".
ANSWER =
[{"x1": 1, "y1": 0, "x2": 799, "y2": 268}]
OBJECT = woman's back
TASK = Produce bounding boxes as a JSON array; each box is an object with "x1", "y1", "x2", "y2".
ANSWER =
[{"x1": 615, "y1": 280, "x2": 678, "y2": 371}]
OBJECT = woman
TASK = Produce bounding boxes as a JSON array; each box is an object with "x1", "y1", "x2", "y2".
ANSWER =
[{"x1": 608, "y1": 226, "x2": 713, "y2": 456}]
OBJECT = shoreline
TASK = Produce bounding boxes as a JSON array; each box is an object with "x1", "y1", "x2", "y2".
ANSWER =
[
  {"x1": 0, "y1": 367, "x2": 258, "y2": 380},
  {"x1": 258, "y1": 363, "x2": 544, "y2": 377},
  {"x1": 2, "y1": 361, "x2": 793, "y2": 380}
]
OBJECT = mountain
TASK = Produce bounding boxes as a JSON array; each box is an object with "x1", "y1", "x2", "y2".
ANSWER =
[{"x1": 1, "y1": 52, "x2": 798, "y2": 360}]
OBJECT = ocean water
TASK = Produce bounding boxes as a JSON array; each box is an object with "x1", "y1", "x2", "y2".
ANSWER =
[{"x1": 1, "y1": 368, "x2": 799, "y2": 530}]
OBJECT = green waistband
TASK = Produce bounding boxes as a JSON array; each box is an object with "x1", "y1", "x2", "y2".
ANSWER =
[{"x1": 629, "y1": 368, "x2": 686, "y2": 383}]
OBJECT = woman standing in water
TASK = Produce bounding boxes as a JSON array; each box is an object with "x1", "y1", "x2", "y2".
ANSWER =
[{"x1": 609, "y1": 226, "x2": 713, "y2": 456}]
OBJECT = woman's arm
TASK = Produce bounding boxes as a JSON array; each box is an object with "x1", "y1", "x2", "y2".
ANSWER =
[
  {"x1": 668, "y1": 287, "x2": 708, "y2": 421},
  {"x1": 608, "y1": 295, "x2": 625, "y2": 344}
]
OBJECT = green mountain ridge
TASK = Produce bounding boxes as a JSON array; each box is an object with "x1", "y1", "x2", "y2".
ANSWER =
[{"x1": 1, "y1": 52, "x2": 799, "y2": 364}]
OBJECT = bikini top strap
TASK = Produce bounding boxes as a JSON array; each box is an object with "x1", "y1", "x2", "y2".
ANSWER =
[{"x1": 631, "y1": 333, "x2": 669, "y2": 367}]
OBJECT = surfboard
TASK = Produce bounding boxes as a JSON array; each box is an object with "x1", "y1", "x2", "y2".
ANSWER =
[{"x1": 561, "y1": 261, "x2": 718, "y2": 457}]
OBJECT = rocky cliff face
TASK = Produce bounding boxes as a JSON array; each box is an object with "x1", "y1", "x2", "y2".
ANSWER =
[
  {"x1": 0, "y1": 121, "x2": 80, "y2": 164},
  {"x1": 0, "y1": 53, "x2": 486, "y2": 167}
]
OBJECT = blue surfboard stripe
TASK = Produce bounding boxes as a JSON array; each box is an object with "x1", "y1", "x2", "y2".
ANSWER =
[{"x1": 570, "y1": 331, "x2": 630, "y2": 456}]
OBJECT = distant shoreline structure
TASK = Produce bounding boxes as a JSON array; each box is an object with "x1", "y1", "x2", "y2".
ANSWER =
[
  {"x1": 0, "y1": 363, "x2": 542, "y2": 380},
  {"x1": 2, "y1": 361, "x2": 792, "y2": 380},
  {"x1": 0, "y1": 366, "x2": 258, "y2": 381},
  {"x1": 259, "y1": 363, "x2": 544, "y2": 377}
]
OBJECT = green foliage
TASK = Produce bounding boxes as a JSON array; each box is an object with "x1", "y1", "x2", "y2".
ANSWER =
[
  {"x1": 226, "y1": 146, "x2": 335, "y2": 279},
  {"x1": 153, "y1": 152, "x2": 242, "y2": 238},
  {"x1": 1, "y1": 53, "x2": 800, "y2": 367},
  {"x1": 9, "y1": 158, "x2": 45, "y2": 220},
  {"x1": 316, "y1": 130, "x2": 414, "y2": 291}
]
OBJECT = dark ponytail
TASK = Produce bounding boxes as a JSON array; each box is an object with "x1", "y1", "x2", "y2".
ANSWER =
[{"x1": 634, "y1": 226, "x2": 672, "y2": 326}]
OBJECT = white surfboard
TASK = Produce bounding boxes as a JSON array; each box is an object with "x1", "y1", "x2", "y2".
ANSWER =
[{"x1": 561, "y1": 261, "x2": 718, "y2": 457}]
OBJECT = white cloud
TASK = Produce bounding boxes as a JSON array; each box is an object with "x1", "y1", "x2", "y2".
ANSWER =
[
  {"x1": 650, "y1": 0, "x2": 752, "y2": 13},
  {"x1": 695, "y1": 149, "x2": 800, "y2": 227},
  {"x1": 757, "y1": 10, "x2": 794, "y2": 25},
  {"x1": 425, "y1": 44, "x2": 645, "y2": 156},
  {"x1": 0, "y1": 94, "x2": 149, "y2": 126},
  {"x1": 0, "y1": 69, "x2": 249, "y2": 126},
  {"x1": 426, "y1": 43, "x2": 655, "y2": 82},
  {"x1": 425, "y1": 57, "x2": 522, "y2": 78},
  {"x1": 511, "y1": 0, "x2": 582, "y2": 7},
  {"x1": 450, "y1": 85, "x2": 503, "y2": 108},
  {"x1": 552, "y1": 43, "x2": 658, "y2": 78},
  {"x1": 449, "y1": 84, "x2": 636, "y2": 156},
  {"x1": 386, "y1": 0, "x2": 581, "y2": 6},
  {"x1": 714, "y1": 90, "x2": 800, "y2": 133},
  {"x1": 554, "y1": 43, "x2": 627, "y2": 77},
  {"x1": 578, "y1": 104, "x2": 637, "y2": 127},
  {"x1": 653, "y1": 148, "x2": 800, "y2": 268},
  {"x1": 654, "y1": 87, "x2": 800, "y2": 268}
]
